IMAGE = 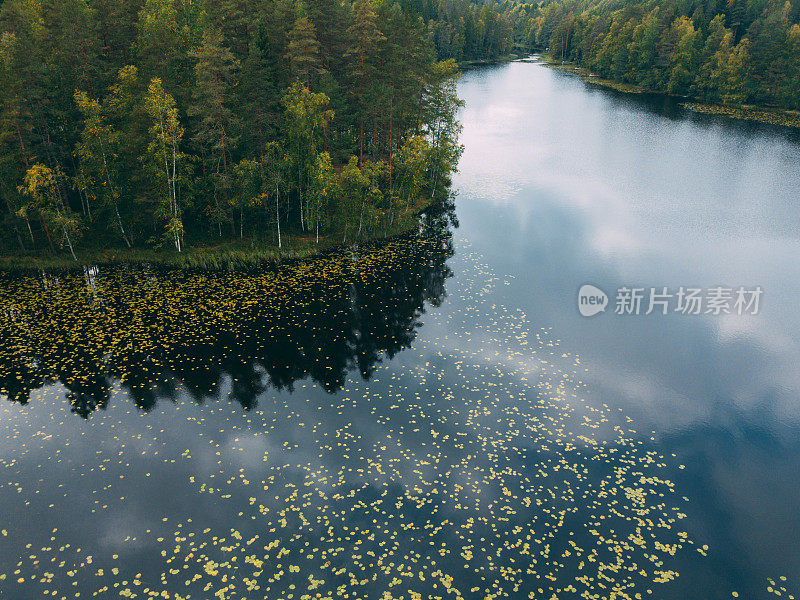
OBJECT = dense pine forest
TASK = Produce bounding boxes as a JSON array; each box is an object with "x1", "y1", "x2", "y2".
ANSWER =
[
  {"x1": 0, "y1": 0, "x2": 463, "y2": 259},
  {"x1": 417, "y1": 0, "x2": 800, "y2": 107}
]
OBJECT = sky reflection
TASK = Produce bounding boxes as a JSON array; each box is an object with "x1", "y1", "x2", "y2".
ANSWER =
[{"x1": 453, "y1": 61, "x2": 800, "y2": 591}]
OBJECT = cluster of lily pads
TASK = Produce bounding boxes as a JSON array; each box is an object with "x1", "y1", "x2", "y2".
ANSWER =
[
  {"x1": 681, "y1": 102, "x2": 800, "y2": 128},
  {"x1": 0, "y1": 239, "x2": 794, "y2": 600}
]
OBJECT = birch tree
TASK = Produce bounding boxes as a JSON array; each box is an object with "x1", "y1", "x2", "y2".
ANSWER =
[{"x1": 144, "y1": 78, "x2": 186, "y2": 252}]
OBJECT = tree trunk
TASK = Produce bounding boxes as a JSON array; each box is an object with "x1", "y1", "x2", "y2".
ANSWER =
[
  {"x1": 99, "y1": 140, "x2": 130, "y2": 247},
  {"x1": 388, "y1": 98, "x2": 393, "y2": 190},
  {"x1": 25, "y1": 218, "x2": 35, "y2": 248},
  {"x1": 59, "y1": 213, "x2": 77, "y2": 261},
  {"x1": 359, "y1": 114, "x2": 364, "y2": 167},
  {"x1": 42, "y1": 219, "x2": 55, "y2": 253},
  {"x1": 275, "y1": 181, "x2": 281, "y2": 249},
  {"x1": 357, "y1": 195, "x2": 364, "y2": 239},
  {"x1": 171, "y1": 141, "x2": 181, "y2": 252},
  {"x1": 14, "y1": 225, "x2": 25, "y2": 251},
  {"x1": 298, "y1": 161, "x2": 305, "y2": 231},
  {"x1": 79, "y1": 187, "x2": 87, "y2": 217},
  {"x1": 113, "y1": 202, "x2": 130, "y2": 248}
]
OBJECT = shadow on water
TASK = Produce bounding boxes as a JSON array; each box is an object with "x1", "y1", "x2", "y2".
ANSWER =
[{"x1": 0, "y1": 199, "x2": 458, "y2": 419}]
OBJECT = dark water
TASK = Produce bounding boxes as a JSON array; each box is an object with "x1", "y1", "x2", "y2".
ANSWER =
[
  {"x1": 453, "y1": 61, "x2": 800, "y2": 596},
  {"x1": 0, "y1": 60, "x2": 798, "y2": 599}
]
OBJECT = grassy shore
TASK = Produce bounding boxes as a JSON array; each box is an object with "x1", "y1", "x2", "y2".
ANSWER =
[
  {"x1": 0, "y1": 237, "x2": 321, "y2": 271},
  {"x1": 540, "y1": 56, "x2": 646, "y2": 93},
  {"x1": 0, "y1": 201, "x2": 435, "y2": 271},
  {"x1": 539, "y1": 55, "x2": 800, "y2": 128}
]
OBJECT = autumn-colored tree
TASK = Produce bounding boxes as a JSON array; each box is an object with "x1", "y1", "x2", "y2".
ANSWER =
[
  {"x1": 144, "y1": 78, "x2": 187, "y2": 251},
  {"x1": 282, "y1": 82, "x2": 333, "y2": 231},
  {"x1": 0, "y1": 0, "x2": 463, "y2": 257},
  {"x1": 336, "y1": 156, "x2": 367, "y2": 243},
  {"x1": 394, "y1": 135, "x2": 429, "y2": 223},
  {"x1": 308, "y1": 151, "x2": 335, "y2": 243},
  {"x1": 74, "y1": 90, "x2": 131, "y2": 247},
  {"x1": 232, "y1": 158, "x2": 262, "y2": 238},
  {"x1": 18, "y1": 164, "x2": 81, "y2": 260}
]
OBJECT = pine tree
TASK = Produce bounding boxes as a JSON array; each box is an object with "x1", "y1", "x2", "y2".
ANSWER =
[
  {"x1": 238, "y1": 36, "x2": 280, "y2": 164},
  {"x1": 286, "y1": 9, "x2": 322, "y2": 88},
  {"x1": 0, "y1": 0, "x2": 460, "y2": 256},
  {"x1": 189, "y1": 28, "x2": 241, "y2": 235},
  {"x1": 346, "y1": 0, "x2": 385, "y2": 166},
  {"x1": 305, "y1": 0, "x2": 347, "y2": 71},
  {"x1": 135, "y1": 0, "x2": 192, "y2": 102}
]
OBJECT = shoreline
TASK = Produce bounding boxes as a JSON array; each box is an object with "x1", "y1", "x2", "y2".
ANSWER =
[
  {"x1": 458, "y1": 54, "x2": 519, "y2": 69},
  {"x1": 0, "y1": 200, "x2": 436, "y2": 272},
  {"x1": 539, "y1": 55, "x2": 800, "y2": 129}
]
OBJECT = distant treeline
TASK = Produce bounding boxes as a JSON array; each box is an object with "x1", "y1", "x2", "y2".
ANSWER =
[
  {"x1": 0, "y1": 0, "x2": 463, "y2": 258},
  {"x1": 399, "y1": 0, "x2": 520, "y2": 61},
  {"x1": 414, "y1": 0, "x2": 800, "y2": 106},
  {"x1": 533, "y1": 0, "x2": 800, "y2": 107}
]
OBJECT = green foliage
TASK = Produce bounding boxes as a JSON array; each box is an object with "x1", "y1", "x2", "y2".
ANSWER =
[
  {"x1": 286, "y1": 11, "x2": 322, "y2": 87},
  {"x1": 408, "y1": 0, "x2": 800, "y2": 108},
  {"x1": 308, "y1": 152, "x2": 336, "y2": 242},
  {"x1": 466, "y1": 0, "x2": 800, "y2": 109},
  {"x1": 144, "y1": 77, "x2": 188, "y2": 251},
  {"x1": 397, "y1": 0, "x2": 517, "y2": 62},
  {"x1": 0, "y1": 0, "x2": 462, "y2": 258},
  {"x1": 189, "y1": 28, "x2": 240, "y2": 235},
  {"x1": 395, "y1": 135, "x2": 430, "y2": 212}
]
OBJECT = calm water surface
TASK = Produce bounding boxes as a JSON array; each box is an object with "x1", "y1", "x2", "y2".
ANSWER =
[
  {"x1": 1, "y1": 60, "x2": 798, "y2": 599},
  {"x1": 454, "y1": 60, "x2": 800, "y2": 596}
]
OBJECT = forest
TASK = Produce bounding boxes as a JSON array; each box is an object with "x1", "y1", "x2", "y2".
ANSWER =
[
  {"x1": 0, "y1": 0, "x2": 463, "y2": 259},
  {"x1": 3, "y1": 0, "x2": 798, "y2": 260},
  {"x1": 417, "y1": 0, "x2": 800, "y2": 107},
  {"x1": 528, "y1": 0, "x2": 800, "y2": 107}
]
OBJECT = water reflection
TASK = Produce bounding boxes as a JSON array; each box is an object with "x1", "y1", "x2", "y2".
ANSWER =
[
  {"x1": 2, "y1": 61, "x2": 799, "y2": 600},
  {"x1": 0, "y1": 201, "x2": 456, "y2": 418},
  {"x1": 454, "y1": 60, "x2": 800, "y2": 597},
  {"x1": 0, "y1": 227, "x2": 697, "y2": 600}
]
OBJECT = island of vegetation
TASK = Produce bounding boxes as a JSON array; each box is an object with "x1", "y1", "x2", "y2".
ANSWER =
[{"x1": 0, "y1": 0, "x2": 465, "y2": 267}]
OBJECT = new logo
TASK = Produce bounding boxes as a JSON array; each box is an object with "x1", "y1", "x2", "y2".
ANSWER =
[{"x1": 578, "y1": 284, "x2": 608, "y2": 317}]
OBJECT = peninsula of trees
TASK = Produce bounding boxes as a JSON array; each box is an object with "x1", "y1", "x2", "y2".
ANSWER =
[{"x1": 0, "y1": 0, "x2": 463, "y2": 260}]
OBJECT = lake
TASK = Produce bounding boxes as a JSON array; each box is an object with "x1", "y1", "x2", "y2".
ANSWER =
[{"x1": 1, "y1": 59, "x2": 798, "y2": 599}]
